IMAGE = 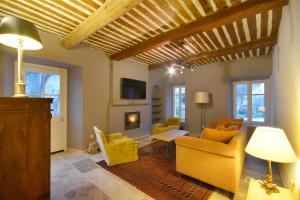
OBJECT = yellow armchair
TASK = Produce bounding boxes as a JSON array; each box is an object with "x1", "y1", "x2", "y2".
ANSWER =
[
  {"x1": 151, "y1": 117, "x2": 181, "y2": 135},
  {"x1": 93, "y1": 126, "x2": 138, "y2": 166}
]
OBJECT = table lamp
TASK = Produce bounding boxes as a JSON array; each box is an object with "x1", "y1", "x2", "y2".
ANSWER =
[
  {"x1": 0, "y1": 16, "x2": 43, "y2": 97},
  {"x1": 245, "y1": 127, "x2": 297, "y2": 194},
  {"x1": 195, "y1": 91, "x2": 209, "y2": 131}
]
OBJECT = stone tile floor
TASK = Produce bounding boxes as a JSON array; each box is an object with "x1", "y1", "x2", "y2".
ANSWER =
[{"x1": 51, "y1": 136, "x2": 283, "y2": 200}]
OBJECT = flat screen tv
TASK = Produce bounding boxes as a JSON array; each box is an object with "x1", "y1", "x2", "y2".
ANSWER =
[{"x1": 121, "y1": 78, "x2": 146, "y2": 99}]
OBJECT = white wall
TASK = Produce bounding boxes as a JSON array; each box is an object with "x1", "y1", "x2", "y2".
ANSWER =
[
  {"x1": 0, "y1": 30, "x2": 152, "y2": 148},
  {"x1": 109, "y1": 59, "x2": 151, "y2": 136},
  {"x1": 271, "y1": 0, "x2": 300, "y2": 196},
  {"x1": 0, "y1": 31, "x2": 112, "y2": 149},
  {"x1": 150, "y1": 55, "x2": 272, "y2": 134}
]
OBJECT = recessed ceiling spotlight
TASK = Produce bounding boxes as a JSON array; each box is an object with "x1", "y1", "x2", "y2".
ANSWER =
[
  {"x1": 191, "y1": 66, "x2": 194, "y2": 72},
  {"x1": 180, "y1": 70, "x2": 183, "y2": 74}
]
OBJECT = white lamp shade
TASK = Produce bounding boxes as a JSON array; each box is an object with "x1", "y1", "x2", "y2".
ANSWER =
[
  {"x1": 245, "y1": 127, "x2": 297, "y2": 163},
  {"x1": 195, "y1": 92, "x2": 209, "y2": 104}
]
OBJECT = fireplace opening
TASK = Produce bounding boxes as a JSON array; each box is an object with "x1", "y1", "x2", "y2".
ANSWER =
[{"x1": 125, "y1": 112, "x2": 140, "y2": 130}]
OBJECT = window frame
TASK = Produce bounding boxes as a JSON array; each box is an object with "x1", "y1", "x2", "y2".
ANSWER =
[
  {"x1": 172, "y1": 85, "x2": 186, "y2": 123},
  {"x1": 232, "y1": 79, "x2": 270, "y2": 125},
  {"x1": 14, "y1": 62, "x2": 67, "y2": 120}
]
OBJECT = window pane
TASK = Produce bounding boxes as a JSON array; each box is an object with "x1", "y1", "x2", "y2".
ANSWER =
[
  {"x1": 236, "y1": 84, "x2": 247, "y2": 94},
  {"x1": 236, "y1": 95, "x2": 248, "y2": 120},
  {"x1": 252, "y1": 83, "x2": 264, "y2": 94},
  {"x1": 44, "y1": 73, "x2": 60, "y2": 95},
  {"x1": 174, "y1": 102, "x2": 180, "y2": 118},
  {"x1": 181, "y1": 110, "x2": 185, "y2": 122},
  {"x1": 181, "y1": 87, "x2": 185, "y2": 94},
  {"x1": 173, "y1": 86, "x2": 186, "y2": 122},
  {"x1": 181, "y1": 87, "x2": 186, "y2": 122},
  {"x1": 25, "y1": 71, "x2": 42, "y2": 95},
  {"x1": 252, "y1": 94, "x2": 265, "y2": 122},
  {"x1": 46, "y1": 95, "x2": 60, "y2": 116},
  {"x1": 174, "y1": 87, "x2": 180, "y2": 95},
  {"x1": 181, "y1": 91, "x2": 185, "y2": 104}
]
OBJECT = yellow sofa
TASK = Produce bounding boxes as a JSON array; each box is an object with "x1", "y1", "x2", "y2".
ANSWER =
[
  {"x1": 93, "y1": 126, "x2": 138, "y2": 166},
  {"x1": 151, "y1": 117, "x2": 181, "y2": 135},
  {"x1": 175, "y1": 125, "x2": 247, "y2": 193}
]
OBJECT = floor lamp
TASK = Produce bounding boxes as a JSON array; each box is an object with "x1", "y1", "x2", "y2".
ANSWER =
[
  {"x1": 195, "y1": 92, "x2": 209, "y2": 131},
  {"x1": 0, "y1": 16, "x2": 43, "y2": 97}
]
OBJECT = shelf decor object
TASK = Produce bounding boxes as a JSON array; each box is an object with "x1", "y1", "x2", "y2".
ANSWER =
[
  {"x1": 195, "y1": 91, "x2": 209, "y2": 131},
  {"x1": 0, "y1": 16, "x2": 43, "y2": 97},
  {"x1": 245, "y1": 127, "x2": 297, "y2": 194}
]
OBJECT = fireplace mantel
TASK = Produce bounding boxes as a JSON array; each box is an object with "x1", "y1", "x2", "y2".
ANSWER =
[{"x1": 111, "y1": 100, "x2": 150, "y2": 106}]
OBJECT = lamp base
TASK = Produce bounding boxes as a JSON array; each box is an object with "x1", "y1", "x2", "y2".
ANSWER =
[
  {"x1": 13, "y1": 94, "x2": 28, "y2": 98},
  {"x1": 258, "y1": 160, "x2": 280, "y2": 195},
  {"x1": 14, "y1": 82, "x2": 28, "y2": 97},
  {"x1": 260, "y1": 180, "x2": 279, "y2": 194}
]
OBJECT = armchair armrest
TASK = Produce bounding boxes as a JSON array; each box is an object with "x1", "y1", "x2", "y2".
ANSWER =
[
  {"x1": 168, "y1": 125, "x2": 180, "y2": 130},
  {"x1": 152, "y1": 126, "x2": 170, "y2": 131},
  {"x1": 108, "y1": 138, "x2": 137, "y2": 154},
  {"x1": 108, "y1": 132, "x2": 123, "y2": 140},
  {"x1": 107, "y1": 138, "x2": 137, "y2": 156},
  {"x1": 153, "y1": 123, "x2": 164, "y2": 128},
  {"x1": 175, "y1": 136, "x2": 236, "y2": 158}
]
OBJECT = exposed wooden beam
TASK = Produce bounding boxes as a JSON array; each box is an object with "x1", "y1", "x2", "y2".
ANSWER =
[
  {"x1": 110, "y1": 0, "x2": 288, "y2": 61},
  {"x1": 148, "y1": 35, "x2": 277, "y2": 70},
  {"x1": 61, "y1": 0, "x2": 141, "y2": 49}
]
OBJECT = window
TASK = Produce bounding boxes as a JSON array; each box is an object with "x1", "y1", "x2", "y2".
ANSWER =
[
  {"x1": 25, "y1": 71, "x2": 61, "y2": 116},
  {"x1": 232, "y1": 79, "x2": 270, "y2": 124},
  {"x1": 173, "y1": 86, "x2": 185, "y2": 122}
]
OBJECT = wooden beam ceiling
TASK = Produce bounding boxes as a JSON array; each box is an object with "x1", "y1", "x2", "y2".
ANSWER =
[
  {"x1": 110, "y1": 0, "x2": 288, "y2": 61},
  {"x1": 148, "y1": 35, "x2": 277, "y2": 70},
  {"x1": 0, "y1": 0, "x2": 286, "y2": 66},
  {"x1": 61, "y1": 0, "x2": 141, "y2": 49}
]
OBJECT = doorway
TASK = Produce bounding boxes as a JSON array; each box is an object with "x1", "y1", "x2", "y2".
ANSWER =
[{"x1": 15, "y1": 62, "x2": 67, "y2": 153}]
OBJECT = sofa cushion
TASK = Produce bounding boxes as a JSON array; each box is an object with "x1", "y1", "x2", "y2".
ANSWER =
[{"x1": 201, "y1": 128, "x2": 238, "y2": 143}]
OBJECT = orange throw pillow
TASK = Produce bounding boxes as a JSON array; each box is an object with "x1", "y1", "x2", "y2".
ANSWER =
[
  {"x1": 201, "y1": 128, "x2": 237, "y2": 143},
  {"x1": 218, "y1": 116, "x2": 232, "y2": 125},
  {"x1": 223, "y1": 120, "x2": 243, "y2": 128},
  {"x1": 218, "y1": 116, "x2": 243, "y2": 128},
  {"x1": 216, "y1": 124, "x2": 239, "y2": 131}
]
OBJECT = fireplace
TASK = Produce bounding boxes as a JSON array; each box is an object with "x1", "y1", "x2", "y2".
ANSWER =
[{"x1": 125, "y1": 112, "x2": 140, "y2": 130}]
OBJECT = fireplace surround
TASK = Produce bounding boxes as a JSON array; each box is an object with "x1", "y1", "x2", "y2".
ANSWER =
[{"x1": 125, "y1": 111, "x2": 140, "y2": 130}]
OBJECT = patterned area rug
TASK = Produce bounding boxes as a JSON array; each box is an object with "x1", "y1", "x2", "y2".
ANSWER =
[{"x1": 98, "y1": 142, "x2": 214, "y2": 200}]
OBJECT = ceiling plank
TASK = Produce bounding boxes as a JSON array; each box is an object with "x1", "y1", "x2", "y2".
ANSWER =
[
  {"x1": 61, "y1": 0, "x2": 141, "y2": 49},
  {"x1": 148, "y1": 35, "x2": 277, "y2": 70},
  {"x1": 110, "y1": 0, "x2": 288, "y2": 60}
]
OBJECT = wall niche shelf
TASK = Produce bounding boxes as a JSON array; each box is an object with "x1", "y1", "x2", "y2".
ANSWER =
[{"x1": 151, "y1": 85, "x2": 164, "y2": 124}]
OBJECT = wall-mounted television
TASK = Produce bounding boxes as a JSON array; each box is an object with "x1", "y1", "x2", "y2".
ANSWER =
[{"x1": 121, "y1": 78, "x2": 146, "y2": 99}]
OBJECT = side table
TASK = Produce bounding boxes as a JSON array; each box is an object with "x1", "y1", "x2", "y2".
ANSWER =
[{"x1": 246, "y1": 178, "x2": 293, "y2": 200}]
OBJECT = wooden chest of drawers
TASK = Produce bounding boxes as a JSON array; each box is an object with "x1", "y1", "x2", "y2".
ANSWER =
[{"x1": 0, "y1": 97, "x2": 52, "y2": 200}]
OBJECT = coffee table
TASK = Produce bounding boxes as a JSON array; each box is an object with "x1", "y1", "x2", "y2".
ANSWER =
[{"x1": 152, "y1": 129, "x2": 191, "y2": 158}]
